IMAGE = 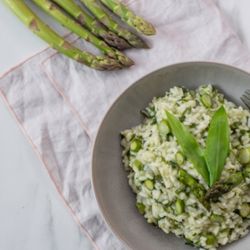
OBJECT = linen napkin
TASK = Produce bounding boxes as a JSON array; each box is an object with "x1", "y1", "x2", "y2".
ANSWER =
[{"x1": 1, "y1": 0, "x2": 250, "y2": 249}]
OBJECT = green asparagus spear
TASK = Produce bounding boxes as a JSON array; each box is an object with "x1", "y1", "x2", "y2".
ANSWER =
[
  {"x1": 32, "y1": 0, "x2": 133, "y2": 66},
  {"x1": 175, "y1": 152, "x2": 185, "y2": 165},
  {"x1": 5, "y1": 0, "x2": 121, "y2": 70},
  {"x1": 53, "y1": 0, "x2": 130, "y2": 50},
  {"x1": 81, "y1": 0, "x2": 148, "y2": 48},
  {"x1": 100, "y1": 0, "x2": 156, "y2": 36}
]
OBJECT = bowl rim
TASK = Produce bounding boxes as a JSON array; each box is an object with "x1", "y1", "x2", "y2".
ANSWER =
[{"x1": 91, "y1": 61, "x2": 250, "y2": 249}]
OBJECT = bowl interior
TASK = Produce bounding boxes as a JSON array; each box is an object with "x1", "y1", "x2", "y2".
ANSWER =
[{"x1": 92, "y1": 62, "x2": 250, "y2": 250}]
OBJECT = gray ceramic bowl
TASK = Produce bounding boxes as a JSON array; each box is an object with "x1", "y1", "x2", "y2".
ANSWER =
[{"x1": 92, "y1": 62, "x2": 250, "y2": 250}]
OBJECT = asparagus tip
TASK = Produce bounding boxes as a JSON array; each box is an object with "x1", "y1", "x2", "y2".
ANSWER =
[
  {"x1": 92, "y1": 57, "x2": 123, "y2": 70},
  {"x1": 119, "y1": 55, "x2": 134, "y2": 67},
  {"x1": 139, "y1": 41, "x2": 150, "y2": 49},
  {"x1": 133, "y1": 17, "x2": 156, "y2": 36}
]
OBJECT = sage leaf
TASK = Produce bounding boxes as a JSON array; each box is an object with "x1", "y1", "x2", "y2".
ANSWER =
[
  {"x1": 166, "y1": 111, "x2": 210, "y2": 185},
  {"x1": 204, "y1": 106, "x2": 230, "y2": 186}
]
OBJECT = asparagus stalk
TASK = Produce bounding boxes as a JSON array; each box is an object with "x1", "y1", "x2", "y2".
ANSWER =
[
  {"x1": 32, "y1": 0, "x2": 133, "y2": 67},
  {"x1": 80, "y1": 0, "x2": 148, "y2": 48},
  {"x1": 53, "y1": 0, "x2": 130, "y2": 50},
  {"x1": 5, "y1": 0, "x2": 121, "y2": 70},
  {"x1": 100, "y1": 0, "x2": 156, "y2": 36}
]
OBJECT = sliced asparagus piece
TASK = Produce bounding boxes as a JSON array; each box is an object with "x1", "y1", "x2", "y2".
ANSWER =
[
  {"x1": 205, "y1": 234, "x2": 217, "y2": 246},
  {"x1": 238, "y1": 147, "x2": 250, "y2": 165},
  {"x1": 175, "y1": 199, "x2": 185, "y2": 215},
  {"x1": 5, "y1": 0, "x2": 121, "y2": 70},
  {"x1": 158, "y1": 119, "x2": 170, "y2": 139},
  {"x1": 100, "y1": 0, "x2": 156, "y2": 35},
  {"x1": 200, "y1": 94, "x2": 212, "y2": 108},
  {"x1": 243, "y1": 164, "x2": 250, "y2": 178},
  {"x1": 53, "y1": 0, "x2": 130, "y2": 50},
  {"x1": 132, "y1": 159, "x2": 143, "y2": 171},
  {"x1": 81, "y1": 0, "x2": 148, "y2": 48},
  {"x1": 136, "y1": 202, "x2": 145, "y2": 214},
  {"x1": 239, "y1": 203, "x2": 250, "y2": 218},
  {"x1": 141, "y1": 106, "x2": 155, "y2": 118},
  {"x1": 130, "y1": 138, "x2": 142, "y2": 152},
  {"x1": 32, "y1": 0, "x2": 133, "y2": 66},
  {"x1": 144, "y1": 179, "x2": 154, "y2": 190},
  {"x1": 210, "y1": 213, "x2": 224, "y2": 223},
  {"x1": 178, "y1": 169, "x2": 206, "y2": 203}
]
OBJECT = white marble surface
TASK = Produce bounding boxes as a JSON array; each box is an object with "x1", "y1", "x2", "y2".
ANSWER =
[{"x1": 0, "y1": 1, "x2": 249, "y2": 250}]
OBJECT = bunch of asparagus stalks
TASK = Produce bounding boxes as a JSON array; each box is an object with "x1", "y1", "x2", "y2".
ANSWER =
[{"x1": 5, "y1": 0, "x2": 156, "y2": 70}]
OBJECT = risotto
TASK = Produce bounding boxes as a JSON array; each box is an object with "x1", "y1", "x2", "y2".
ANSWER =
[{"x1": 121, "y1": 85, "x2": 250, "y2": 250}]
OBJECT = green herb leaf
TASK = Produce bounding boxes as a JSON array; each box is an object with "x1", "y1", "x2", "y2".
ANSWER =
[
  {"x1": 166, "y1": 111, "x2": 210, "y2": 184},
  {"x1": 204, "y1": 106, "x2": 230, "y2": 186}
]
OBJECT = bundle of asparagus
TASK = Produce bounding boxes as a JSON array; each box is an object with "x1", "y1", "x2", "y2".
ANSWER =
[{"x1": 5, "y1": 0, "x2": 156, "y2": 70}]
